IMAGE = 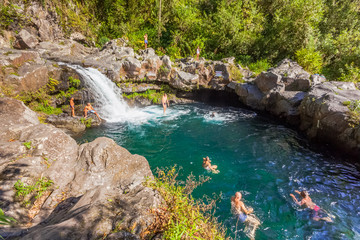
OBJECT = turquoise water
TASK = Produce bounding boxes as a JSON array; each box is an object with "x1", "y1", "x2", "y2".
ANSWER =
[{"x1": 77, "y1": 104, "x2": 360, "y2": 239}]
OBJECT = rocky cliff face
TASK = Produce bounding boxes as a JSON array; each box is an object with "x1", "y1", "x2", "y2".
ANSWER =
[{"x1": 0, "y1": 98, "x2": 161, "y2": 239}]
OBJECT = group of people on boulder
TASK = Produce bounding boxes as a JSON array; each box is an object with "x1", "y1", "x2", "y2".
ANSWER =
[{"x1": 69, "y1": 97, "x2": 101, "y2": 121}]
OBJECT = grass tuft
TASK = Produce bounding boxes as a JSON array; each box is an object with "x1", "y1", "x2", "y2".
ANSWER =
[{"x1": 142, "y1": 166, "x2": 227, "y2": 240}]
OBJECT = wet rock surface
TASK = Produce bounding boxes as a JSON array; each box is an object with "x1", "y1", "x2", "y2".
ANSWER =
[{"x1": 0, "y1": 98, "x2": 161, "y2": 239}]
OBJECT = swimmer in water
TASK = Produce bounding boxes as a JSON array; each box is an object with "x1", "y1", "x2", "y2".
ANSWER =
[
  {"x1": 290, "y1": 190, "x2": 333, "y2": 222},
  {"x1": 210, "y1": 112, "x2": 216, "y2": 118},
  {"x1": 202, "y1": 156, "x2": 219, "y2": 173},
  {"x1": 162, "y1": 93, "x2": 170, "y2": 115},
  {"x1": 231, "y1": 192, "x2": 260, "y2": 240}
]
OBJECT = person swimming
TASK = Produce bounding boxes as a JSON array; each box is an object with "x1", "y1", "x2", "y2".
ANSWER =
[
  {"x1": 202, "y1": 156, "x2": 219, "y2": 173},
  {"x1": 290, "y1": 190, "x2": 333, "y2": 222},
  {"x1": 162, "y1": 93, "x2": 170, "y2": 115},
  {"x1": 231, "y1": 192, "x2": 260, "y2": 240}
]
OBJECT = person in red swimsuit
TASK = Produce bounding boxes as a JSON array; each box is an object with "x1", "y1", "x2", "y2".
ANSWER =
[{"x1": 290, "y1": 190, "x2": 333, "y2": 222}]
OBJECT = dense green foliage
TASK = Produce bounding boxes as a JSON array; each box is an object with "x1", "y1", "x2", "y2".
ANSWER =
[
  {"x1": 143, "y1": 167, "x2": 225, "y2": 239},
  {"x1": 2, "y1": 0, "x2": 360, "y2": 81},
  {"x1": 122, "y1": 89, "x2": 165, "y2": 104}
]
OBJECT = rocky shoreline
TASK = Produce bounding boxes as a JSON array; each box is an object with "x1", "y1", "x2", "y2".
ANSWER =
[
  {"x1": 0, "y1": 97, "x2": 161, "y2": 239},
  {"x1": 0, "y1": 2, "x2": 359, "y2": 239},
  {"x1": 1, "y1": 35, "x2": 359, "y2": 157}
]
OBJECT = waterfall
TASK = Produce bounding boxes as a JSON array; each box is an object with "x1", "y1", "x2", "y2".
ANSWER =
[{"x1": 66, "y1": 65, "x2": 150, "y2": 123}]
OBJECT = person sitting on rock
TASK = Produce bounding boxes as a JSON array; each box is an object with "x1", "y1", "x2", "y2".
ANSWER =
[
  {"x1": 290, "y1": 190, "x2": 333, "y2": 222},
  {"x1": 69, "y1": 97, "x2": 75, "y2": 117},
  {"x1": 202, "y1": 156, "x2": 219, "y2": 173},
  {"x1": 84, "y1": 103, "x2": 101, "y2": 121},
  {"x1": 231, "y1": 192, "x2": 260, "y2": 240}
]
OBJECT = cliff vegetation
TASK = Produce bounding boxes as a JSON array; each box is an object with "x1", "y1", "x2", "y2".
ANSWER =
[{"x1": 1, "y1": 0, "x2": 360, "y2": 81}]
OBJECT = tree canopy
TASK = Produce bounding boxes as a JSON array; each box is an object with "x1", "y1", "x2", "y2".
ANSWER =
[{"x1": 3, "y1": 0, "x2": 360, "y2": 81}]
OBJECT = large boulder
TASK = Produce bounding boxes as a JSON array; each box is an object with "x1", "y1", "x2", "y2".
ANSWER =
[
  {"x1": 3, "y1": 64, "x2": 48, "y2": 93},
  {"x1": 70, "y1": 32, "x2": 87, "y2": 44},
  {"x1": 268, "y1": 59, "x2": 312, "y2": 91},
  {"x1": 299, "y1": 82, "x2": 360, "y2": 157},
  {"x1": 13, "y1": 29, "x2": 39, "y2": 49},
  {"x1": 170, "y1": 70, "x2": 199, "y2": 91},
  {"x1": 121, "y1": 57, "x2": 142, "y2": 79},
  {"x1": 45, "y1": 115, "x2": 87, "y2": 133},
  {"x1": 0, "y1": 98, "x2": 161, "y2": 239},
  {"x1": 0, "y1": 98, "x2": 39, "y2": 138},
  {"x1": 115, "y1": 47, "x2": 135, "y2": 60},
  {"x1": 235, "y1": 83, "x2": 264, "y2": 110},
  {"x1": 37, "y1": 19, "x2": 53, "y2": 41},
  {"x1": 283, "y1": 77, "x2": 311, "y2": 91},
  {"x1": 158, "y1": 56, "x2": 172, "y2": 80},
  {"x1": 270, "y1": 58, "x2": 310, "y2": 80},
  {"x1": 266, "y1": 91, "x2": 306, "y2": 125},
  {"x1": 254, "y1": 71, "x2": 283, "y2": 93}
]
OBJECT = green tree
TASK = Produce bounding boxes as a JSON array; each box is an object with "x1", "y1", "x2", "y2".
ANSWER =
[{"x1": 257, "y1": 0, "x2": 324, "y2": 61}]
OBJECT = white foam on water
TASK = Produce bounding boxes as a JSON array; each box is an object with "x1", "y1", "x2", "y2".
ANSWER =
[
  {"x1": 66, "y1": 65, "x2": 149, "y2": 123},
  {"x1": 202, "y1": 108, "x2": 256, "y2": 124},
  {"x1": 62, "y1": 64, "x2": 192, "y2": 124}
]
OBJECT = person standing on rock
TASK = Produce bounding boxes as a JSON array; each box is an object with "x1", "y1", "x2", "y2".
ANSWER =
[
  {"x1": 162, "y1": 93, "x2": 169, "y2": 115},
  {"x1": 69, "y1": 97, "x2": 75, "y2": 117},
  {"x1": 196, "y1": 46, "x2": 200, "y2": 61},
  {"x1": 144, "y1": 33, "x2": 148, "y2": 49},
  {"x1": 84, "y1": 103, "x2": 101, "y2": 121}
]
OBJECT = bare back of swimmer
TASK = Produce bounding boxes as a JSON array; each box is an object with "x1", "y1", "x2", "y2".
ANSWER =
[
  {"x1": 231, "y1": 192, "x2": 260, "y2": 239},
  {"x1": 290, "y1": 190, "x2": 333, "y2": 222}
]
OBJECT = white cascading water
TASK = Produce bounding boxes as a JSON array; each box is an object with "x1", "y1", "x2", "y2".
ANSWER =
[{"x1": 67, "y1": 65, "x2": 152, "y2": 123}]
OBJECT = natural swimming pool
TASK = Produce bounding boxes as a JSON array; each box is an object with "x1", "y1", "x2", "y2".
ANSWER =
[{"x1": 77, "y1": 103, "x2": 360, "y2": 239}]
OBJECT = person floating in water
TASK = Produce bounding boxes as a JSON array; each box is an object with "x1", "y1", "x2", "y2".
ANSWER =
[
  {"x1": 161, "y1": 93, "x2": 170, "y2": 115},
  {"x1": 290, "y1": 190, "x2": 333, "y2": 222},
  {"x1": 196, "y1": 46, "x2": 200, "y2": 61},
  {"x1": 210, "y1": 112, "x2": 216, "y2": 118},
  {"x1": 84, "y1": 103, "x2": 101, "y2": 121},
  {"x1": 231, "y1": 192, "x2": 260, "y2": 240},
  {"x1": 69, "y1": 97, "x2": 75, "y2": 117},
  {"x1": 202, "y1": 156, "x2": 219, "y2": 173},
  {"x1": 144, "y1": 33, "x2": 148, "y2": 49}
]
